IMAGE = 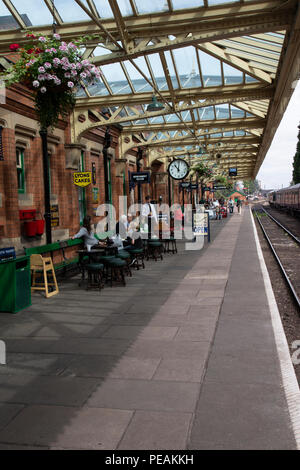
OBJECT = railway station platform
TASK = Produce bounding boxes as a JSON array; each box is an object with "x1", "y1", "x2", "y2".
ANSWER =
[{"x1": 0, "y1": 207, "x2": 299, "y2": 450}]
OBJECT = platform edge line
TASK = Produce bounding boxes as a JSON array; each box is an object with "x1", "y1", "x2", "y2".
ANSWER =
[{"x1": 250, "y1": 208, "x2": 300, "y2": 450}]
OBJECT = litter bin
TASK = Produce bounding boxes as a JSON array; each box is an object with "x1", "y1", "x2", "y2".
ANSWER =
[{"x1": 0, "y1": 255, "x2": 31, "y2": 313}]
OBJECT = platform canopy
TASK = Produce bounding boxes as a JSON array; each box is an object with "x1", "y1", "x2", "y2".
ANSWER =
[{"x1": 0, "y1": 0, "x2": 300, "y2": 179}]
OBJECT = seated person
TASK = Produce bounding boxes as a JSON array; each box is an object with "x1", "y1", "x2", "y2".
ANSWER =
[
  {"x1": 72, "y1": 216, "x2": 103, "y2": 250},
  {"x1": 124, "y1": 215, "x2": 143, "y2": 251},
  {"x1": 116, "y1": 215, "x2": 128, "y2": 239}
]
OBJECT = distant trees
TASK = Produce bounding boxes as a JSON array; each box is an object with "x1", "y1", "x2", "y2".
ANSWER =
[
  {"x1": 292, "y1": 124, "x2": 300, "y2": 185},
  {"x1": 242, "y1": 179, "x2": 260, "y2": 193}
]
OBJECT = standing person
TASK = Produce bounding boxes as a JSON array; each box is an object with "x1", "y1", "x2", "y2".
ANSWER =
[
  {"x1": 236, "y1": 197, "x2": 242, "y2": 214},
  {"x1": 72, "y1": 215, "x2": 100, "y2": 250},
  {"x1": 228, "y1": 198, "x2": 234, "y2": 214},
  {"x1": 141, "y1": 195, "x2": 158, "y2": 227}
]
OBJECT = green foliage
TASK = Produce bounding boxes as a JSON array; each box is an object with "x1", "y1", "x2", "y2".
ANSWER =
[
  {"x1": 242, "y1": 178, "x2": 260, "y2": 193},
  {"x1": 191, "y1": 162, "x2": 213, "y2": 179},
  {"x1": 2, "y1": 32, "x2": 102, "y2": 129},
  {"x1": 292, "y1": 126, "x2": 300, "y2": 184},
  {"x1": 35, "y1": 89, "x2": 76, "y2": 130}
]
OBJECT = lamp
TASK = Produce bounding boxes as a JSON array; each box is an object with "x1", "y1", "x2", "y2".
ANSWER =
[{"x1": 147, "y1": 95, "x2": 165, "y2": 112}]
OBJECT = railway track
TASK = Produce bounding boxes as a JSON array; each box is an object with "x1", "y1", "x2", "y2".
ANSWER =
[{"x1": 253, "y1": 205, "x2": 300, "y2": 311}]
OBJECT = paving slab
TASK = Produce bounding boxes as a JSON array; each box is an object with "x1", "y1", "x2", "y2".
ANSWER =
[
  {"x1": 118, "y1": 410, "x2": 192, "y2": 450},
  {"x1": 0, "y1": 405, "x2": 133, "y2": 449},
  {"x1": 102, "y1": 325, "x2": 178, "y2": 340},
  {"x1": 61, "y1": 355, "x2": 160, "y2": 380},
  {"x1": 86, "y1": 378, "x2": 200, "y2": 412},
  {"x1": 152, "y1": 357, "x2": 206, "y2": 383},
  {"x1": 0, "y1": 375, "x2": 99, "y2": 406}
]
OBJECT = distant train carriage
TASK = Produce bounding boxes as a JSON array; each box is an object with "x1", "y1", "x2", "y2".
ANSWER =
[{"x1": 269, "y1": 183, "x2": 300, "y2": 215}]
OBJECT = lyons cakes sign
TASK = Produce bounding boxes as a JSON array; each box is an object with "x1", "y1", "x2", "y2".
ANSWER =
[{"x1": 73, "y1": 172, "x2": 92, "y2": 187}]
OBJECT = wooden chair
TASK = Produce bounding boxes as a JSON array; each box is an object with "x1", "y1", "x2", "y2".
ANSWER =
[{"x1": 30, "y1": 254, "x2": 59, "y2": 298}]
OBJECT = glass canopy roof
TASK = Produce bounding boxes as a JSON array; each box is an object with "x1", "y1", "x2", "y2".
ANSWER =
[{"x1": 0, "y1": 0, "x2": 298, "y2": 178}]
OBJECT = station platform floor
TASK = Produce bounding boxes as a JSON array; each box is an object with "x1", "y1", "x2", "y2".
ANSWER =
[{"x1": 0, "y1": 207, "x2": 299, "y2": 450}]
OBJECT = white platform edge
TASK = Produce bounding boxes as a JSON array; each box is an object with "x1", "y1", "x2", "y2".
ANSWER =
[{"x1": 250, "y1": 208, "x2": 300, "y2": 450}]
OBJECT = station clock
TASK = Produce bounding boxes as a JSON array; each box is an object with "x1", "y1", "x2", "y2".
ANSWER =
[{"x1": 167, "y1": 159, "x2": 190, "y2": 180}]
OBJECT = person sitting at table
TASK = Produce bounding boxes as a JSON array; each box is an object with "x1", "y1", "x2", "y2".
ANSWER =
[
  {"x1": 116, "y1": 214, "x2": 128, "y2": 239},
  {"x1": 72, "y1": 215, "x2": 102, "y2": 250}
]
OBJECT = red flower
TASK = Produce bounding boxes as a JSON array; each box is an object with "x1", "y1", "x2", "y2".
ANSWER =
[
  {"x1": 34, "y1": 48, "x2": 43, "y2": 54},
  {"x1": 26, "y1": 33, "x2": 36, "y2": 39},
  {"x1": 27, "y1": 48, "x2": 34, "y2": 54},
  {"x1": 9, "y1": 43, "x2": 20, "y2": 51}
]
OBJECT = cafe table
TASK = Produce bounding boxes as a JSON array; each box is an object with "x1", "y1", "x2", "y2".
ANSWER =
[{"x1": 76, "y1": 246, "x2": 118, "y2": 285}]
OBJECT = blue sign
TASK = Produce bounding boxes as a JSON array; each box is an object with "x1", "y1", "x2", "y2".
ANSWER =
[{"x1": 0, "y1": 247, "x2": 16, "y2": 263}]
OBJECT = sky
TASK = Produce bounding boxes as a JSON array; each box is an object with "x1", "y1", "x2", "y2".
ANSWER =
[{"x1": 257, "y1": 80, "x2": 300, "y2": 190}]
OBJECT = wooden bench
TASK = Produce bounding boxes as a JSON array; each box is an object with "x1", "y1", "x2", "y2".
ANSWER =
[
  {"x1": 24, "y1": 231, "x2": 115, "y2": 278},
  {"x1": 24, "y1": 239, "x2": 84, "y2": 278}
]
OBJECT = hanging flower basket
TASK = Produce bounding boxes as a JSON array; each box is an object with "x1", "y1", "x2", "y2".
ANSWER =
[
  {"x1": 192, "y1": 162, "x2": 213, "y2": 179},
  {"x1": 3, "y1": 32, "x2": 102, "y2": 129}
]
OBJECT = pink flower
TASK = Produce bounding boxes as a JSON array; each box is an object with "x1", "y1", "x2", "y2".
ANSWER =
[
  {"x1": 38, "y1": 74, "x2": 45, "y2": 81},
  {"x1": 67, "y1": 81, "x2": 74, "y2": 88},
  {"x1": 39, "y1": 36, "x2": 46, "y2": 42},
  {"x1": 54, "y1": 78, "x2": 61, "y2": 85},
  {"x1": 71, "y1": 70, "x2": 77, "y2": 76},
  {"x1": 44, "y1": 62, "x2": 52, "y2": 69},
  {"x1": 80, "y1": 72, "x2": 87, "y2": 79},
  {"x1": 53, "y1": 33, "x2": 60, "y2": 40},
  {"x1": 76, "y1": 62, "x2": 82, "y2": 70},
  {"x1": 64, "y1": 72, "x2": 71, "y2": 78},
  {"x1": 59, "y1": 45, "x2": 68, "y2": 52},
  {"x1": 38, "y1": 66, "x2": 45, "y2": 73},
  {"x1": 53, "y1": 58, "x2": 61, "y2": 67},
  {"x1": 32, "y1": 80, "x2": 39, "y2": 88},
  {"x1": 40, "y1": 87, "x2": 47, "y2": 93}
]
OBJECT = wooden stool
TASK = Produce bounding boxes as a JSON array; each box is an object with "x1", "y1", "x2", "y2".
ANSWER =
[{"x1": 30, "y1": 254, "x2": 59, "y2": 298}]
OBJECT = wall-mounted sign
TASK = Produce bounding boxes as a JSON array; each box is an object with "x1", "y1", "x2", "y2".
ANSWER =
[
  {"x1": 92, "y1": 162, "x2": 96, "y2": 185},
  {"x1": 190, "y1": 183, "x2": 199, "y2": 190},
  {"x1": 179, "y1": 182, "x2": 191, "y2": 190},
  {"x1": 229, "y1": 168, "x2": 237, "y2": 176},
  {"x1": 50, "y1": 205, "x2": 59, "y2": 228},
  {"x1": 73, "y1": 171, "x2": 92, "y2": 187},
  {"x1": 92, "y1": 187, "x2": 99, "y2": 204},
  {"x1": 51, "y1": 217, "x2": 60, "y2": 228},
  {"x1": 130, "y1": 172, "x2": 150, "y2": 184}
]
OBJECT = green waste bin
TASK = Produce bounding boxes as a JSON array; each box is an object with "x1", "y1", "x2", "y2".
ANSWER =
[{"x1": 0, "y1": 255, "x2": 31, "y2": 313}]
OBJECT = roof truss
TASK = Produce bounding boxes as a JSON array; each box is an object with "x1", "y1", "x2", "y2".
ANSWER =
[{"x1": 0, "y1": 0, "x2": 299, "y2": 178}]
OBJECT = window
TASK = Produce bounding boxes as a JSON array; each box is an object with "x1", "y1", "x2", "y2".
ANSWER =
[{"x1": 16, "y1": 148, "x2": 25, "y2": 193}]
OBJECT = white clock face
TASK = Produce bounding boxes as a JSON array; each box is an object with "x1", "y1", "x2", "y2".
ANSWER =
[{"x1": 168, "y1": 159, "x2": 189, "y2": 180}]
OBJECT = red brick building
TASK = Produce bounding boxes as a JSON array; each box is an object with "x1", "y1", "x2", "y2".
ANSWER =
[{"x1": 0, "y1": 82, "x2": 186, "y2": 253}]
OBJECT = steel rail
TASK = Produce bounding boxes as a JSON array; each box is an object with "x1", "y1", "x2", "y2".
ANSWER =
[
  {"x1": 253, "y1": 207, "x2": 300, "y2": 311},
  {"x1": 260, "y1": 206, "x2": 300, "y2": 245}
]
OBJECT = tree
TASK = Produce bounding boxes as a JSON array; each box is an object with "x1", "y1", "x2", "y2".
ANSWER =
[
  {"x1": 242, "y1": 179, "x2": 260, "y2": 193},
  {"x1": 292, "y1": 124, "x2": 300, "y2": 185}
]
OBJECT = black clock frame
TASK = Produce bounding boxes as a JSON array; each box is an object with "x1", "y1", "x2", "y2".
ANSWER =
[{"x1": 167, "y1": 159, "x2": 190, "y2": 180}]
